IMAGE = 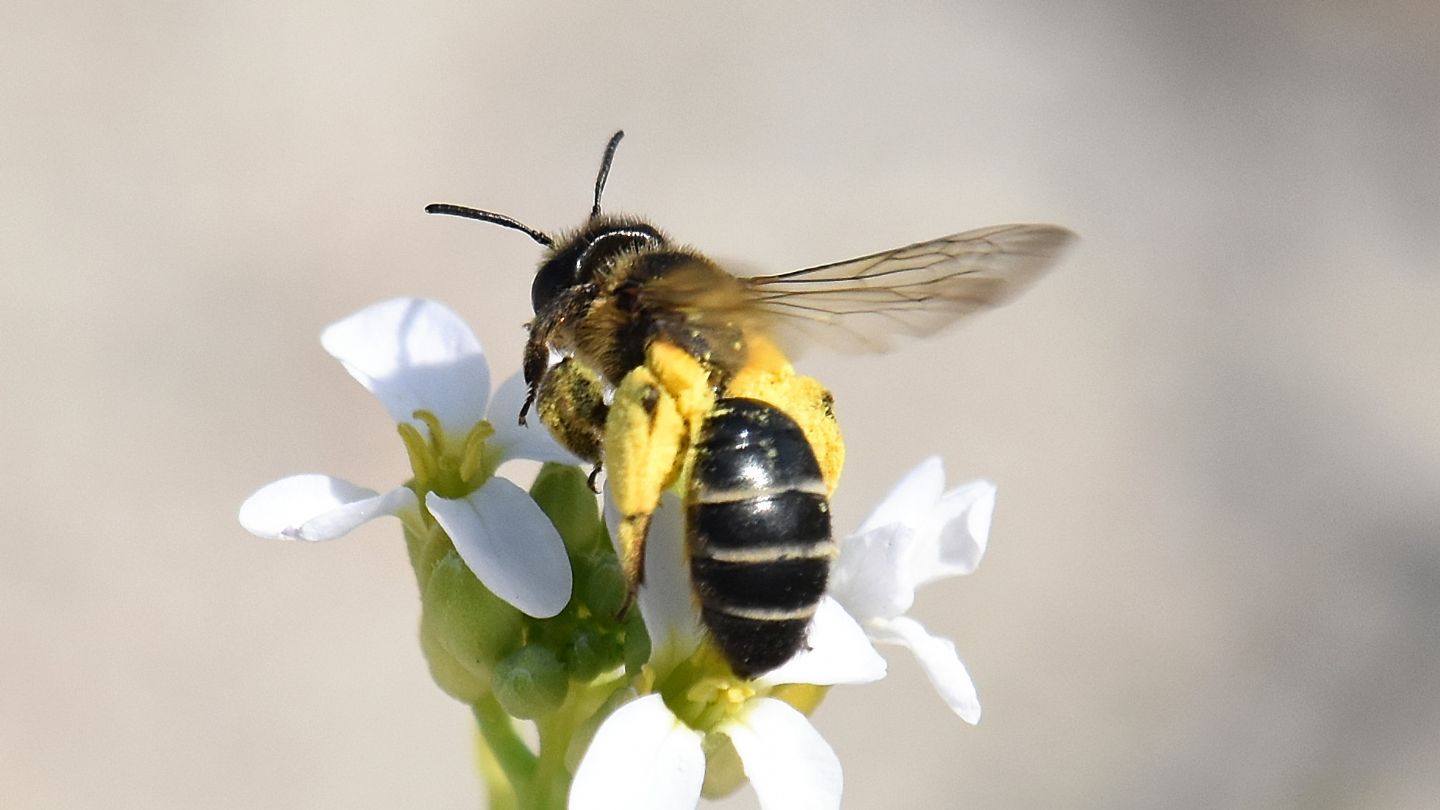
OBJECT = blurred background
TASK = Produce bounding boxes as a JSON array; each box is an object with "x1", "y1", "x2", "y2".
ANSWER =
[{"x1": 4, "y1": 1, "x2": 1438, "y2": 807}]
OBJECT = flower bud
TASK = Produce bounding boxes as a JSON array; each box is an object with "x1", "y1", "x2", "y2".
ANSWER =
[
  {"x1": 564, "y1": 629, "x2": 618, "y2": 682},
  {"x1": 493, "y1": 645, "x2": 569, "y2": 719},
  {"x1": 529, "y1": 463, "x2": 601, "y2": 553},
  {"x1": 580, "y1": 553, "x2": 627, "y2": 621},
  {"x1": 419, "y1": 551, "x2": 524, "y2": 703},
  {"x1": 622, "y1": 611, "x2": 651, "y2": 675}
]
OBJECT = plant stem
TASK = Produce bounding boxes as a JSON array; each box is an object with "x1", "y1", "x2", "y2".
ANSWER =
[
  {"x1": 473, "y1": 694, "x2": 538, "y2": 801},
  {"x1": 530, "y1": 683, "x2": 579, "y2": 809},
  {"x1": 475, "y1": 727, "x2": 519, "y2": 810}
]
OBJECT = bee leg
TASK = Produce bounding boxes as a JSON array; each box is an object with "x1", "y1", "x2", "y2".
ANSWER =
[
  {"x1": 586, "y1": 462, "x2": 603, "y2": 493},
  {"x1": 604, "y1": 366, "x2": 688, "y2": 601},
  {"x1": 536, "y1": 357, "x2": 609, "y2": 465},
  {"x1": 519, "y1": 325, "x2": 552, "y2": 426},
  {"x1": 615, "y1": 589, "x2": 636, "y2": 622},
  {"x1": 725, "y1": 367, "x2": 845, "y2": 495}
]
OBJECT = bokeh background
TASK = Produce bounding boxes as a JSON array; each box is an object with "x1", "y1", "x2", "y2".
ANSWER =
[{"x1": 4, "y1": 2, "x2": 1438, "y2": 807}]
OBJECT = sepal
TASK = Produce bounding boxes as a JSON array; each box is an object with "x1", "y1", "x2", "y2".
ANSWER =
[{"x1": 417, "y1": 550, "x2": 523, "y2": 703}]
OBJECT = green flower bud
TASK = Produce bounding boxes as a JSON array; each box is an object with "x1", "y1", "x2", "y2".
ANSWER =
[
  {"x1": 563, "y1": 628, "x2": 622, "y2": 682},
  {"x1": 529, "y1": 463, "x2": 601, "y2": 553},
  {"x1": 492, "y1": 645, "x2": 569, "y2": 719},
  {"x1": 419, "y1": 551, "x2": 524, "y2": 703},
  {"x1": 622, "y1": 611, "x2": 651, "y2": 675},
  {"x1": 580, "y1": 554, "x2": 627, "y2": 621},
  {"x1": 402, "y1": 513, "x2": 451, "y2": 591},
  {"x1": 418, "y1": 620, "x2": 486, "y2": 704}
]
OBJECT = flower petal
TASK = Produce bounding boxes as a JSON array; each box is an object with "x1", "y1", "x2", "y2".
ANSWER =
[
  {"x1": 426, "y1": 478, "x2": 571, "y2": 618},
  {"x1": 320, "y1": 298, "x2": 491, "y2": 436},
  {"x1": 570, "y1": 694, "x2": 705, "y2": 810},
  {"x1": 487, "y1": 371, "x2": 584, "y2": 466},
  {"x1": 829, "y1": 522, "x2": 917, "y2": 621},
  {"x1": 870, "y1": 616, "x2": 981, "y2": 724},
  {"x1": 722, "y1": 698, "x2": 842, "y2": 810},
  {"x1": 913, "y1": 479, "x2": 995, "y2": 585},
  {"x1": 238, "y1": 475, "x2": 415, "y2": 541},
  {"x1": 763, "y1": 597, "x2": 886, "y2": 686},
  {"x1": 604, "y1": 490, "x2": 704, "y2": 669},
  {"x1": 854, "y1": 456, "x2": 943, "y2": 535}
]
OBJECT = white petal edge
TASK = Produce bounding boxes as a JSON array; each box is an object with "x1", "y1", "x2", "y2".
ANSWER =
[
  {"x1": 854, "y1": 456, "x2": 944, "y2": 535},
  {"x1": 722, "y1": 698, "x2": 842, "y2": 810},
  {"x1": 570, "y1": 694, "x2": 705, "y2": 810},
  {"x1": 604, "y1": 490, "x2": 704, "y2": 671},
  {"x1": 828, "y1": 522, "x2": 917, "y2": 622},
  {"x1": 487, "y1": 371, "x2": 584, "y2": 466},
  {"x1": 239, "y1": 475, "x2": 416, "y2": 541},
  {"x1": 763, "y1": 597, "x2": 886, "y2": 686},
  {"x1": 914, "y1": 479, "x2": 995, "y2": 586},
  {"x1": 871, "y1": 616, "x2": 981, "y2": 724},
  {"x1": 426, "y1": 478, "x2": 572, "y2": 618},
  {"x1": 320, "y1": 298, "x2": 491, "y2": 436}
]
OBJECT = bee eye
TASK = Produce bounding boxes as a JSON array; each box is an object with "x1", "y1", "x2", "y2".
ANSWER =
[
  {"x1": 531, "y1": 252, "x2": 584, "y2": 313},
  {"x1": 531, "y1": 225, "x2": 664, "y2": 313}
]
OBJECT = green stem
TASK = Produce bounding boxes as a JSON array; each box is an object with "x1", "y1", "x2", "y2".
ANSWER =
[
  {"x1": 473, "y1": 694, "x2": 538, "y2": 797},
  {"x1": 475, "y1": 728, "x2": 520, "y2": 810},
  {"x1": 530, "y1": 686, "x2": 579, "y2": 810},
  {"x1": 474, "y1": 678, "x2": 628, "y2": 808}
]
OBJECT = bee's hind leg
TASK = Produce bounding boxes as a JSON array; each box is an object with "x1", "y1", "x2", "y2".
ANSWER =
[{"x1": 603, "y1": 366, "x2": 689, "y2": 605}]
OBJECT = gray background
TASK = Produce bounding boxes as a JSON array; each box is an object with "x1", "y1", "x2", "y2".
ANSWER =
[{"x1": 4, "y1": 2, "x2": 1438, "y2": 807}]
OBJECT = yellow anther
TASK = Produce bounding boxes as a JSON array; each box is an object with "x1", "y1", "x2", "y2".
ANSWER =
[
  {"x1": 459, "y1": 420, "x2": 497, "y2": 484},
  {"x1": 677, "y1": 674, "x2": 759, "y2": 731},
  {"x1": 411, "y1": 410, "x2": 447, "y2": 452},
  {"x1": 397, "y1": 422, "x2": 436, "y2": 489},
  {"x1": 723, "y1": 683, "x2": 754, "y2": 707},
  {"x1": 684, "y1": 676, "x2": 726, "y2": 705}
]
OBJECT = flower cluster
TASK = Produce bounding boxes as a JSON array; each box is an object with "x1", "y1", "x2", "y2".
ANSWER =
[{"x1": 240, "y1": 298, "x2": 999, "y2": 809}]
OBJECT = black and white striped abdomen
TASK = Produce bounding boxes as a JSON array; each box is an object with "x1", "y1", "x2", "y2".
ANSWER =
[{"x1": 686, "y1": 397, "x2": 835, "y2": 679}]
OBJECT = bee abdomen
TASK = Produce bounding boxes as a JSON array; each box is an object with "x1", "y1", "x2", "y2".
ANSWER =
[{"x1": 686, "y1": 398, "x2": 834, "y2": 678}]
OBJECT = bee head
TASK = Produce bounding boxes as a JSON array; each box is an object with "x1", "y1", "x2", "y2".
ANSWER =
[
  {"x1": 530, "y1": 220, "x2": 664, "y2": 312},
  {"x1": 425, "y1": 130, "x2": 658, "y2": 314}
]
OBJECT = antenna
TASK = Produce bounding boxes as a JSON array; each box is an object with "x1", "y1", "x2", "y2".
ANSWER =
[
  {"x1": 423, "y1": 203, "x2": 555, "y2": 248},
  {"x1": 591, "y1": 130, "x2": 625, "y2": 218},
  {"x1": 426, "y1": 130, "x2": 627, "y2": 242}
]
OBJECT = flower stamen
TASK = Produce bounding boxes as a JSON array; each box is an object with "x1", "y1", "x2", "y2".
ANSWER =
[
  {"x1": 459, "y1": 419, "x2": 497, "y2": 484},
  {"x1": 398, "y1": 421, "x2": 437, "y2": 490}
]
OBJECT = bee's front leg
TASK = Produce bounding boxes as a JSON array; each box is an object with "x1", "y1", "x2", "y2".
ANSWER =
[{"x1": 519, "y1": 325, "x2": 551, "y2": 426}]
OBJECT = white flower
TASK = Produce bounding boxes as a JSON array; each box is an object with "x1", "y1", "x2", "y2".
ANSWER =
[
  {"x1": 570, "y1": 494, "x2": 885, "y2": 810},
  {"x1": 238, "y1": 297, "x2": 578, "y2": 618},
  {"x1": 828, "y1": 456, "x2": 995, "y2": 723}
]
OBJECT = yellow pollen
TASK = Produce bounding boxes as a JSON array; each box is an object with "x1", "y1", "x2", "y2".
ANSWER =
[{"x1": 680, "y1": 675, "x2": 758, "y2": 729}]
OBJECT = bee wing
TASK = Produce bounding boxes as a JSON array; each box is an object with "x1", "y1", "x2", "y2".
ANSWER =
[{"x1": 741, "y1": 223, "x2": 1075, "y2": 353}]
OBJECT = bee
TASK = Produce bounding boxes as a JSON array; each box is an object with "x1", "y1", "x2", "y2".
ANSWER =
[{"x1": 427, "y1": 131, "x2": 1073, "y2": 678}]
